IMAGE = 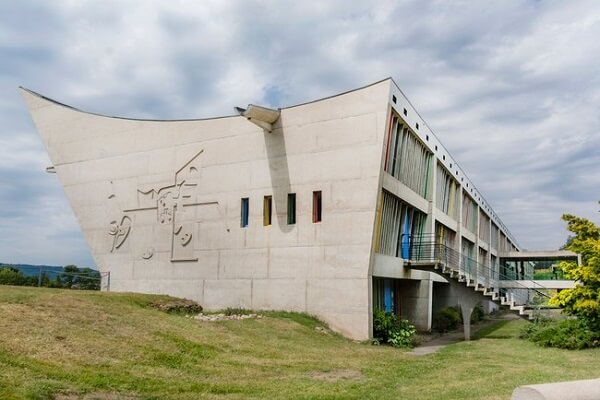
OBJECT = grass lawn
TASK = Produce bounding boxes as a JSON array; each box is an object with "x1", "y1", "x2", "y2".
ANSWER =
[{"x1": 0, "y1": 286, "x2": 599, "y2": 400}]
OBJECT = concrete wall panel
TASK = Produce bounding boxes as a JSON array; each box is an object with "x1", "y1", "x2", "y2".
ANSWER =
[
  {"x1": 203, "y1": 279, "x2": 253, "y2": 309},
  {"x1": 251, "y1": 279, "x2": 306, "y2": 311},
  {"x1": 21, "y1": 80, "x2": 392, "y2": 340}
]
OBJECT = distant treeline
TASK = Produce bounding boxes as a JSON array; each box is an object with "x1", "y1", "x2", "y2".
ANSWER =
[{"x1": 0, "y1": 265, "x2": 101, "y2": 290}]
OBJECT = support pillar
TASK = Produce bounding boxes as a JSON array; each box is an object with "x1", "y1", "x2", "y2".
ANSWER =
[
  {"x1": 425, "y1": 278, "x2": 433, "y2": 331},
  {"x1": 397, "y1": 278, "x2": 433, "y2": 332},
  {"x1": 458, "y1": 293, "x2": 480, "y2": 341},
  {"x1": 448, "y1": 278, "x2": 483, "y2": 341}
]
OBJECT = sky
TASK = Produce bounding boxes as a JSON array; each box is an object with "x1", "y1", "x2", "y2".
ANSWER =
[{"x1": 1, "y1": 0, "x2": 599, "y2": 267}]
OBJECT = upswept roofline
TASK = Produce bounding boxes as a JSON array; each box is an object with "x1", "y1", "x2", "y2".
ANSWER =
[
  {"x1": 280, "y1": 77, "x2": 393, "y2": 110},
  {"x1": 19, "y1": 78, "x2": 394, "y2": 123},
  {"x1": 19, "y1": 86, "x2": 239, "y2": 123}
]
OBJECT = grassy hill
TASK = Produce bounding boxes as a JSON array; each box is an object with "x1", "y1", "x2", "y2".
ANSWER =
[{"x1": 1, "y1": 286, "x2": 599, "y2": 400}]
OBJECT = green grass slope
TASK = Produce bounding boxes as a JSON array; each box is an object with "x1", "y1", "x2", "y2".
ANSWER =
[{"x1": 0, "y1": 286, "x2": 599, "y2": 400}]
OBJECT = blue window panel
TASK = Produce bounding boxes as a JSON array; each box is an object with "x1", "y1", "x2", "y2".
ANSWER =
[
  {"x1": 384, "y1": 279, "x2": 393, "y2": 312},
  {"x1": 401, "y1": 209, "x2": 411, "y2": 259},
  {"x1": 241, "y1": 198, "x2": 249, "y2": 227}
]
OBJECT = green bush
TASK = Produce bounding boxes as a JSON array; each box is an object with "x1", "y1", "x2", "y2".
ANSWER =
[
  {"x1": 223, "y1": 307, "x2": 252, "y2": 316},
  {"x1": 470, "y1": 304, "x2": 484, "y2": 323},
  {"x1": 62, "y1": 265, "x2": 101, "y2": 290},
  {"x1": 434, "y1": 307, "x2": 460, "y2": 333},
  {"x1": 373, "y1": 309, "x2": 416, "y2": 348},
  {"x1": 520, "y1": 317, "x2": 600, "y2": 350},
  {"x1": 0, "y1": 267, "x2": 30, "y2": 286},
  {"x1": 519, "y1": 316, "x2": 552, "y2": 338},
  {"x1": 149, "y1": 297, "x2": 203, "y2": 314}
]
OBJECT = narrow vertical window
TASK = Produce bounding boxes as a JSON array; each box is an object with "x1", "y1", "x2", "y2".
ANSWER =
[
  {"x1": 287, "y1": 193, "x2": 296, "y2": 225},
  {"x1": 240, "y1": 198, "x2": 249, "y2": 227},
  {"x1": 312, "y1": 191, "x2": 322, "y2": 223},
  {"x1": 263, "y1": 195, "x2": 272, "y2": 226}
]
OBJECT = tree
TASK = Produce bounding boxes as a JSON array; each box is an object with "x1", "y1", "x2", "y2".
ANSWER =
[
  {"x1": 61, "y1": 265, "x2": 79, "y2": 288},
  {"x1": 76, "y1": 268, "x2": 101, "y2": 290},
  {"x1": 0, "y1": 266, "x2": 28, "y2": 286},
  {"x1": 59, "y1": 265, "x2": 101, "y2": 290},
  {"x1": 0, "y1": 264, "x2": 100, "y2": 290},
  {"x1": 550, "y1": 213, "x2": 600, "y2": 330}
]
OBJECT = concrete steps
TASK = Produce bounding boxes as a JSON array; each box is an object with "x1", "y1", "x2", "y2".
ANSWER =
[
  {"x1": 407, "y1": 257, "x2": 540, "y2": 340},
  {"x1": 437, "y1": 262, "x2": 535, "y2": 320}
]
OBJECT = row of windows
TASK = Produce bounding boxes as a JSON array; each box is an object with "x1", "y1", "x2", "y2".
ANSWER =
[
  {"x1": 377, "y1": 190, "x2": 426, "y2": 258},
  {"x1": 390, "y1": 98, "x2": 512, "y2": 245},
  {"x1": 436, "y1": 162, "x2": 459, "y2": 219},
  {"x1": 240, "y1": 191, "x2": 322, "y2": 228},
  {"x1": 384, "y1": 114, "x2": 432, "y2": 198}
]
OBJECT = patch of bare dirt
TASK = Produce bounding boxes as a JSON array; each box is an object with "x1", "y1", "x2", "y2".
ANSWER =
[
  {"x1": 54, "y1": 392, "x2": 140, "y2": 400},
  {"x1": 309, "y1": 369, "x2": 363, "y2": 382}
]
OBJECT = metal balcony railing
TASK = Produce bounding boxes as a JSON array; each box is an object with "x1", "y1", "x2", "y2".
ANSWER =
[{"x1": 403, "y1": 235, "x2": 551, "y2": 308}]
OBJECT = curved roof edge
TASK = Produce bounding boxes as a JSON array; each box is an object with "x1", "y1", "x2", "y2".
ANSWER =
[
  {"x1": 19, "y1": 78, "x2": 393, "y2": 122},
  {"x1": 280, "y1": 77, "x2": 393, "y2": 110},
  {"x1": 18, "y1": 86, "x2": 240, "y2": 123}
]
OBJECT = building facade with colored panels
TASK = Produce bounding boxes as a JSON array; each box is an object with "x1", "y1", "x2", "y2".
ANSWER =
[{"x1": 22, "y1": 78, "x2": 521, "y2": 339}]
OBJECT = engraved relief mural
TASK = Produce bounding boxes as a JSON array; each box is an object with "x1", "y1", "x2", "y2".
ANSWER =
[
  {"x1": 109, "y1": 149, "x2": 217, "y2": 262},
  {"x1": 141, "y1": 247, "x2": 154, "y2": 260},
  {"x1": 108, "y1": 215, "x2": 132, "y2": 252}
]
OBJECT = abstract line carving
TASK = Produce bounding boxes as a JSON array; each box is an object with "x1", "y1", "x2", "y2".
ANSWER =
[
  {"x1": 109, "y1": 215, "x2": 132, "y2": 252},
  {"x1": 123, "y1": 149, "x2": 217, "y2": 262}
]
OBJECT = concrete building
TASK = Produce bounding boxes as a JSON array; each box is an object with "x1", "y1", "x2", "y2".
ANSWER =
[{"x1": 22, "y1": 78, "x2": 525, "y2": 340}]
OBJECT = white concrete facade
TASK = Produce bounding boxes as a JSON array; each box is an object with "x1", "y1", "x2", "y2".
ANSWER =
[{"x1": 22, "y1": 78, "x2": 521, "y2": 340}]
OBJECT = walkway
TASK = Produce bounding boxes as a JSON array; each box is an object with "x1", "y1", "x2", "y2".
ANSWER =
[
  {"x1": 498, "y1": 279, "x2": 577, "y2": 289},
  {"x1": 408, "y1": 313, "x2": 519, "y2": 356}
]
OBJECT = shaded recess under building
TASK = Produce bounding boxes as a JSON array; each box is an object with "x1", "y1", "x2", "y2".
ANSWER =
[{"x1": 21, "y1": 78, "x2": 578, "y2": 340}]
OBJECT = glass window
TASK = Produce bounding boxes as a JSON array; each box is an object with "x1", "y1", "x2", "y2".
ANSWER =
[
  {"x1": 287, "y1": 193, "x2": 296, "y2": 225},
  {"x1": 263, "y1": 195, "x2": 272, "y2": 226},
  {"x1": 312, "y1": 191, "x2": 322, "y2": 223},
  {"x1": 240, "y1": 198, "x2": 249, "y2": 227}
]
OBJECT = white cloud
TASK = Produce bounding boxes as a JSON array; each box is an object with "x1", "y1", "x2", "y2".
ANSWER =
[{"x1": 0, "y1": 134, "x2": 49, "y2": 170}]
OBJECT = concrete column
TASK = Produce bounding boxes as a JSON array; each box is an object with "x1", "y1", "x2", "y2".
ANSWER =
[
  {"x1": 399, "y1": 278, "x2": 433, "y2": 331},
  {"x1": 458, "y1": 291, "x2": 480, "y2": 341},
  {"x1": 424, "y1": 278, "x2": 433, "y2": 331},
  {"x1": 448, "y1": 277, "x2": 482, "y2": 340}
]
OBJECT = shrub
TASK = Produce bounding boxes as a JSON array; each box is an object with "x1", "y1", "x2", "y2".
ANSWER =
[
  {"x1": 373, "y1": 309, "x2": 416, "y2": 348},
  {"x1": 470, "y1": 304, "x2": 484, "y2": 324},
  {"x1": 549, "y1": 214, "x2": 600, "y2": 332},
  {"x1": 222, "y1": 307, "x2": 252, "y2": 316},
  {"x1": 149, "y1": 297, "x2": 203, "y2": 314},
  {"x1": 521, "y1": 317, "x2": 600, "y2": 350},
  {"x1": 434, "y1": 307, "x2": 460, "y2": 333},
  {"x1": 0, "y1": 267, "x2": 29, "y2": 286}
]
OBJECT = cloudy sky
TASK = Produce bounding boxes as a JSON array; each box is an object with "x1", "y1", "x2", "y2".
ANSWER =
[{"x1": 1, "y1": 0, "x2": 599, "y2": 267}]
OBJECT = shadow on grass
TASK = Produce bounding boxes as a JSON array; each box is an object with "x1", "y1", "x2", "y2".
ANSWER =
[{"x1": 473, "y1": 320, "x2": 513, "y2": 340}]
